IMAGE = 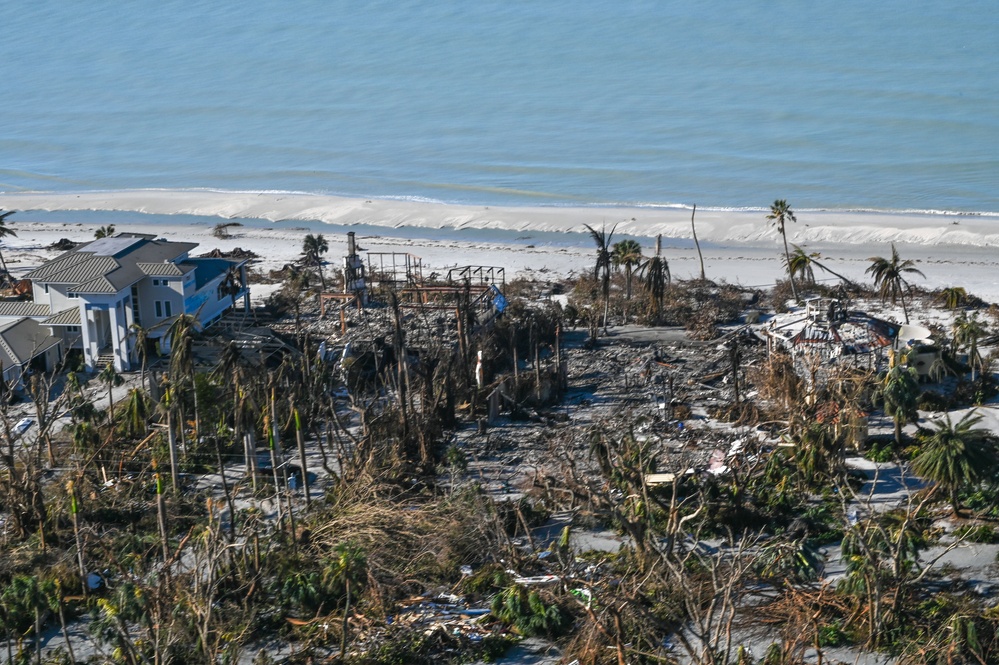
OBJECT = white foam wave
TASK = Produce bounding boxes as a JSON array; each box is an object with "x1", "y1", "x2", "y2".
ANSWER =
[{"x1": 3, "y1": 188, "x2": 999, "y2": 249}]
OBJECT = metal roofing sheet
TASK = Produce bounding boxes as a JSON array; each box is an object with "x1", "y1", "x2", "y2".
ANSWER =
[
  {"x1": 0, "y1": 302, "x2": 53, "y2": 318},
  {"x1": 42, "y1": 308, "x2": 81, "y2": 326}
]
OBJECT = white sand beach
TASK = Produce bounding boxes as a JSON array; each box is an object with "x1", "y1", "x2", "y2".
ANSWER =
[{"x1": 2, "y1": 189, "x2": 999, "y2": 304}]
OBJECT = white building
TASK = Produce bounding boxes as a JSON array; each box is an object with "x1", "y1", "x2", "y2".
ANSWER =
[{"x1": 18, "y1": 233, "x2": 249, "y2": 372}]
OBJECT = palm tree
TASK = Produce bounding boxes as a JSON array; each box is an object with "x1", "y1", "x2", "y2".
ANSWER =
[
  {"x1": 937, "y1": 286, "x2": 968, "y2": 311},
  {"x1": 167, "y1": 312, "x2": 199, "y2": 437},
  {"x1": 98, "y1": 362, "x2": 124, "y2": 428},
  {"x1": 121, "y1": 387, "x2": 151, "y2": 439},
  {"x1": 912, "y1": 410, "x2": 997, "y2": 515},
  {"x1": 786, "y1": 245, "x2": 816, "y2": 286},
  {"x1": 794, "y1": 245, "x2": 859, "y2": 289},
  {"x1": 328, "y1": 541, "x2": 367, "y2": 658},
  {"x1": 611, "y1": 239, "x2": 642, "y2": 300},
  {"x1": 0, "y1": 210, "x2": 17, "y2": 287},
  {"x1": 94, "y1": 224, "x2": 115, "y2": 239},
  {"x1": 219, "y1": 264, "x2": 244, "y2": 311},
  {"x1": 128, "y1": 322, "x2": 155, "y2": 393},
  {"x1": 953, "y1": 312, "x2": 988, "y2": 382},
  {"x1": 583, "y1": 223, "x2": 616, "y2": 331},
  {"x1": 2, "y1": 574, "x2": 55, "y2": 665},
  {"x1": 639, "y1": 235, "x2": 671, "y2": 324},
  {"x1": 879, "y1": 361, "x2": 920, "y2": 446},
  {"x1": 302, "y1": 233, "x2": 329, "y2": 289},
  {"x1": 866, "y1": 244, "x2": 926, "y2": 324},
  {"x1": 766, "y1": 200, "x2": 799, "y2": 302}
]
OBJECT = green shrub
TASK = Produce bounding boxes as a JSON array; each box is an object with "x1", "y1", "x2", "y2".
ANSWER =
[
  {"x1": 955, "y1": 524, "x2": 999, "y2": 544},
  {"x1": 864, "y1": 437, "x2": 896, "y2": 463},
  {"x1": 490, "y1": 585, "x2": 572, "y2": 637}
]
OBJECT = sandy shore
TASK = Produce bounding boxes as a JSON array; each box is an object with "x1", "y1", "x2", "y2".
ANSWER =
[{"x1": 3, "y1": 189, "x2": 999, "y2": 303}]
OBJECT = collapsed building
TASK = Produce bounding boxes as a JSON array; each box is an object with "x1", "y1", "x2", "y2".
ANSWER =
[{"x1": 759, "y1": 297, "x2": 940, "y2": 380}]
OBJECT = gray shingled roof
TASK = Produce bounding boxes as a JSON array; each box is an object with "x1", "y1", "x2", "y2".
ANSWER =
[
  {"x1": 138, "y1": 262, "x2": 184, "y2": 276},
  {"x1": 42, "y1": 308, "x2": 81, "y2": 326},
  {"x1": 0, "y1": 302, "x2": 54, "y2": 318},
  {"x1": 23, "y1": 234, "x2": 198, "y2": 294},
  {"x1": 0, "y1": 318, "x2": 60, "y2": 371}
]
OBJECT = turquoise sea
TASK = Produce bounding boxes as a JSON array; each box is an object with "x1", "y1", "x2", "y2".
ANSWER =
[{"x1": 2, "y1": 1, "x2": 997, "y2": 214}]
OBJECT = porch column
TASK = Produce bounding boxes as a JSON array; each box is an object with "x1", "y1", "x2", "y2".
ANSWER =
[
  {"x1": 241, "y1": 265, "x2": 250, "y2": 311},
  {"x1": 82, "y1": 304, "x2": 98, "y2": 370},
  {"x1": 108, "y1": 299, "x2": 130, "y2": 371}
]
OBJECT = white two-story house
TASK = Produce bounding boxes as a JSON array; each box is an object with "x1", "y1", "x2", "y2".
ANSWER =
[{"x1": 19, "y1": 233, "x2": 250, "y2": 372}]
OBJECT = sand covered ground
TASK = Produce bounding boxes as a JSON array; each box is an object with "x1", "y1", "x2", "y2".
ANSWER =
[{"x1": 3, "y1": 189, "x2": 999, "y2": 303}]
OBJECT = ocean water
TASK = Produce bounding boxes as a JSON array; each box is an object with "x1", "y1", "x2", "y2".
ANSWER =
[{"x1": 2, "y1": 1, "x2": 997, "y2": 214}]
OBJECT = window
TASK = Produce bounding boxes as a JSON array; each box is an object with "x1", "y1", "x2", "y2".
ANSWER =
[
  {"x1": 67, "y1": 292, "x2": 78, "y2": 299},
  {"x1": 67, "y1": 326, "x2": 79, "y2": 332},
  {"x1": 151, "y1": 279, "x2": 159, "y2": 286},
  {"x1": 155, "y1": 301, "x2": 162, "y2": 318},
  {"x1": 164, "y1": 301, "x2": 172, "y2": 317}
]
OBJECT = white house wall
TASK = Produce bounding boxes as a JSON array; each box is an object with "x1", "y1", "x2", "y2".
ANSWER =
[{"x1": 134, "y1": 276, "x2": 185, "y2": 334}]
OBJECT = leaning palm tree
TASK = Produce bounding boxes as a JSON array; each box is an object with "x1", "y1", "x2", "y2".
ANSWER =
[
  {"x1": 690, "y1": 204, "x2": 706, "y2": 281},
  {"x1": 788, "y1": 244, "x2": 859, "y2": 289},
  {"x1": 866, "y1": 244, "x2": 925, "y2": 324},
  {"x1": 0, "y1": 210, "x2": 17, "y2": 287},
  {"x1": 611, "y1": 239, "x2": 643, "y2": 300},
  {"x1": 583, "y1": 223, "x2": 616, "y2": 331},
  {"x1": 302, "y1": 233, "x2": 329, "y2": 289},
  {"x1": 911, "y1": 410, "x2": 998, "y2": 515},
  {"x1": 766, "y1": 199, "x2": 799, "y2": 302}
]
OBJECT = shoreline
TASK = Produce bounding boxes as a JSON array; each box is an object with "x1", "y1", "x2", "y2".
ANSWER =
[
  {"x1": 3, "y1": 189, "x2": 999, "y2": 304},
  {"x1": 3, "y1": 189, "x2": 999, "y2": 249}
]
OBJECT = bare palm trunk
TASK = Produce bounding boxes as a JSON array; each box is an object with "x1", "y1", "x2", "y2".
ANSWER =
[
  {"x1": 294, "y1": 410, "x2": 311, "y2": 509},
  {"x1": 781, "y1": 231, "x2": 799, "y2": 302},
  {"x1": 691, "y1": 204, "x2": 705, "y2": 281},
  {"x1": 58, "y1": 597, "x2": 77, "y2": 665},
  {"x1": 167, "y1": 410, "x2": 179, "y2": 493},
  {"x1": 341, "y1": 580, "x2": 351, "y2": 658},
  {"x1": 812, "y1": 257, "x2": 857, "y2": 288}
]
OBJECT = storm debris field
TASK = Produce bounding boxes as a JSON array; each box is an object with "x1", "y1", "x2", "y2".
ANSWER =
[{"x1": 5, "y1": 230, "x2": 999, "y2": 665}]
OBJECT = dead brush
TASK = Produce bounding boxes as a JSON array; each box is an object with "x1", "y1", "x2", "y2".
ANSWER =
[
  {"x1": 685, "y1": 305, "x2": 721, "y2": 340},
  {"x1": 306, "y1": 479, "x2": 510, "y2": 602},
  {"x1": 747, "y1": 351, "x2": 804, "y2": 415},
  {"x1": 710, "y1": 400, "x2": 761, "y2": 426}
]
